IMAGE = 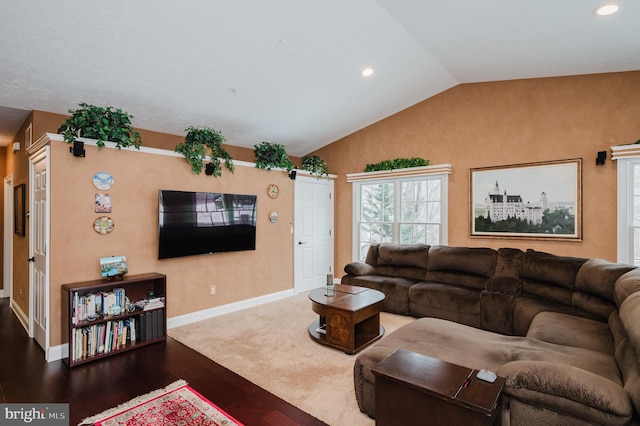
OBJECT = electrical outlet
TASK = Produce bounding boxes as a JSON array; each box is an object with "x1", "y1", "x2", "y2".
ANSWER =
[{"x1": 209, "y1": 285, "x2": 216, "y2": 296}]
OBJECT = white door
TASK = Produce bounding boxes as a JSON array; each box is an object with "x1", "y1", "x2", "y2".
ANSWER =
[
  {"x1": 294, "y1": 175, "x2": 334, "y2": 293},
  {"x1": 30, "y1": 147, "x2": 49, "y2": 355},
  {"x1": 3, "y1": 175, "x2": 14, "y2": 301}
]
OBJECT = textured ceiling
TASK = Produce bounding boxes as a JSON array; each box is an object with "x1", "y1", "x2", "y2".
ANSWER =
[{"x1": 0, "y1": 1, "x2": 638, "y2": 153}]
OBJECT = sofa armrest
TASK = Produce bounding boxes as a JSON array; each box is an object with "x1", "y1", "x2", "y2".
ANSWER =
[
  {"x1": 485, "y1": 276, "x2": 521, "y2": 294},
  {"x1": 498, "y1": 360, "x2": 632, "y2": 420},
  {"x1": 344, "y1": 262, "x2": 376, "y2": 276}
]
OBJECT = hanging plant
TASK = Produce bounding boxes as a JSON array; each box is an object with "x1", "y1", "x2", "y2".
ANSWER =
[
  {"x1": 364, "y1": 157, "x2": 429, "y2": 172},
  {"x1": 175, "y1": 126, "x2": 234, "y2": 176},
  {"x1": 253, "y1": 141, "x2": 294, "y2": 172},
  {"x1": 57, "y1": 102, "x2": 142, "y2": 149},
  {"x1": 301, "y1": 155, "x2": 329, "y2": 179}
]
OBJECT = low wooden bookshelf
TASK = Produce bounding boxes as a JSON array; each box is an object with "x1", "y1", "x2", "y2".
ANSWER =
[{"x1": 61, "y1": 272, "x2": 167, "y2": 368}]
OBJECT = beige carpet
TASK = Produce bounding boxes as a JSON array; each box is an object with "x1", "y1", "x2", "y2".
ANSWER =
[{"x1": 168, "y1": 291, "x2": 415, "y2": 426}]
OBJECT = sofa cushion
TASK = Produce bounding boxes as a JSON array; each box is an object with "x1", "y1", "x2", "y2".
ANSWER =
[
  {"x1": 409, "y1": 282, "x2": 482, "y2": 327},
  {"x1": 615, "y1": 268, "x2": 640, "y2": 307},
  {"x1": 495, "y1": 247, "x2": 525, "y2": 278},
  {"x1": 513, "y1": 294, "x2": 603, "y2": 336},
  {"x1": 343, "y1": 262, "x2": 376, "y2": 276},
  {"x1": 377, "y1": 243, "x2": 429, "y2": 268},
  {"x1": 425, "y1": 246, "x2": 497, "y2": 290},
  {"x1": 521, "y1": 249, "x2": 587, "y2": 290},
  {"x1": 340, "y1": 275, "x2": 415, "y2": 315},
  {"x1": 409, "y1": 282, "x2": 480, "y2": 315},
  {"x1": 576, "y1": 258, "x2": 635, "y2": 303},
  {"x1": 499, "y1": 360, "x2": 632, "y2": 425},
  {"x1": 609, "y1": 310, "x2": 640, "y2": 415},
  {"x1": 526, "y1": 311, "x2": 614, "y2": 356}
]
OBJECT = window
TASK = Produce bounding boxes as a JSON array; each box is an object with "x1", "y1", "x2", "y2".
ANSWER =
[
  {"x1": 613, "y1": 145, "x2": 640, "y2": 264},
  {"x1": 348, "y1": 165, "x2": 450, "y2": 261}
]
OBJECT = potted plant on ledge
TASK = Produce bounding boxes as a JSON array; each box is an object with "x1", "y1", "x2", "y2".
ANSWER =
[
  {"x1": 364, "y1": 157, "x2": 429, "y2": 172},
  {"x1": 253, "y1": 141, "x2": 294, "y2": 172},
  {"x1": 301, "y1": 155, "x2": 329, "y2": 179},
  {"x1": 57, "y1": 102, "x2": 142, "y2": 149},
  {"x1": 174, "y1": 126, "x2": 234, "y2": 176}
]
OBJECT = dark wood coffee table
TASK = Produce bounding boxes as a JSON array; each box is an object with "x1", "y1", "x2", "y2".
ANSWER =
[
  {"x1": 372, "y1": 349, "x2": 505, "y2": 425},
  {"x1": 308, "y1": 284, "x2": 385, "y2": 354}
]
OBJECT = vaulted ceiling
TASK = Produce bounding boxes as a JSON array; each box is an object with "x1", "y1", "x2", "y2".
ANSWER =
[{"x1": 1, "y1": 1, "x2": 638, "y2": 154}]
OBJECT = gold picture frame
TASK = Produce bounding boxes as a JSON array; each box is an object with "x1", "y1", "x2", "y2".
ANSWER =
[{"x1": 470, "y1": 159, "x2": 582, "y2": 240}]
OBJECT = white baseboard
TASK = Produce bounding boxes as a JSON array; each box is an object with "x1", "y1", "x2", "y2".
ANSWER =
[
  {"x1": 167, "y1": 289, "x2": 295, "y2": 329},
  {"x1": 12, "y1": 300, "x2": 29, "y2": 333},
  {"x1": 46, "y1": 289, "x2": 296, "y2": 363},
  {"x1": 48, "y1": 344, "x2": 67, "y2": 362}
]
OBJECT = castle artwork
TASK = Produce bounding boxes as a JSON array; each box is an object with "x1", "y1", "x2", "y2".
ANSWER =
[{"x1": 470, "y1": 159, "x2": 581, "y2": 239}]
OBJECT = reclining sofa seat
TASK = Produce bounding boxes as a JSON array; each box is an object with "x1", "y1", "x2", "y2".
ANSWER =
[
  {"x1": 342, "y1": 243, "x2": 429, "y2": 315},
  {"x1": 408, "y1": 245, "x2": 497, "y2": 328},
  {"x1": 343, "y1": 243, "x2": 640, "y2": 425}
]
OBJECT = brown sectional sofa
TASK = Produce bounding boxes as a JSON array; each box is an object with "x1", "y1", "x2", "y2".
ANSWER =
[{"x1": 342, "y1": 243, "x2": 640, "y2": 425}]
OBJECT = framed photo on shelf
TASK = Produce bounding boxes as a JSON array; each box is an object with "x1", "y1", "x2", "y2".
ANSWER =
[
  {"x1": 100, "y1": 255, "x2": 128, "y2": 278},
  {"x1": 470, "y1": 159, "x2": 582, "y2": 240}
]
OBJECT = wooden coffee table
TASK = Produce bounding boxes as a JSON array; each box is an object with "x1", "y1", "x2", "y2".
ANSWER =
[{"x1": 308, "y1": 284, "x2": 385, "y2": 354}]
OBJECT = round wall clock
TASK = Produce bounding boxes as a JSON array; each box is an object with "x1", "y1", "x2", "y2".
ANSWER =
[
  {"x1": 268, "y1": 184, "x2": 279, "y2": 199},
  {"x1": 94, "y1": 216, "x2": 114, "y2": 235},
  {"x1": 93, "y1": 172, "x2": 114, "y2": 190}
]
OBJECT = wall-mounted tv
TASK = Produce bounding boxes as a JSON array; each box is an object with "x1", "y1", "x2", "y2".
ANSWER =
[{"x1": 158, "y1": 190, "x2": 257, "y2": 259}]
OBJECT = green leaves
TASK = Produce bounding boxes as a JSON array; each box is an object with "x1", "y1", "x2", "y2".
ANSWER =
[
  {"x1": 301, "y1": 155, "x2": 328, "y2": 179},
  {"x1": 253, "y1": 142, "x2": 294, "y2": 172},
  {"x1": 57, "y1": 102, "x2": 142, "y2": 149},
  {"x1": 175, "y1": 126, "x2": 234, "y2": 177},
  {"x1": 364, "y1": 157, "x2": 429, "y2": 172}
]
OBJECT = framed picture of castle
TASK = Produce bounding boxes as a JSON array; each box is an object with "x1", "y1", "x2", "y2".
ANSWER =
[{"x1": 470, "y1": 159, "x2": 582, "y2": 240}]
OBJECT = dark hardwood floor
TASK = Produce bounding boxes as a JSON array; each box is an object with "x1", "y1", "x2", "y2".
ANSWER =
[{"x1": 0, "y1": 298, "x2": 327, "y2": 425}]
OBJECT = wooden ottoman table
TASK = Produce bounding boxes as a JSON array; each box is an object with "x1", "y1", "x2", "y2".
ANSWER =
[{"x1": 308, "y1": 284, "x2": 385, "y2": 354}]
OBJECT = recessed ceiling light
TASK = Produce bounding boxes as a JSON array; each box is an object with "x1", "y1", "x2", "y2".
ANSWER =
[
  {"x1": 361, "y1": 68, "x2": 374, "y2": 77},
  {"x1": 594, "y1": 4, "x2": 619, "y2": 16}
]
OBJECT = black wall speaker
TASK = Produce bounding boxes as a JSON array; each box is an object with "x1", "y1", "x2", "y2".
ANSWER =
[
  {"x1": 289, "y1": 170, "x2": 297, "y2": 180},
  {"x1": 70, "y1": 141, "x2": 85, "y2": 157},
  {"x1": 596, "y1": 151, "x2": 606, "y2": 166}
]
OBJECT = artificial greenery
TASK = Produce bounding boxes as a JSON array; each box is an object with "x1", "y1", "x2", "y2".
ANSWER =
[
  {"x1": 253, "y1": 141, "x2": 295, "y2": 172},
  {"x1": 301, "y1": 155, "x2": 328, "y2": 179},
  {"x1": 57, "y1": 102, "x2": 142, "y2": 149},
  {"x1": 174, "y1": 126, "x2": 234, "y2": 176},
  {"x1": 364, "y1": 157, "x2": 429, "y2": 172}
]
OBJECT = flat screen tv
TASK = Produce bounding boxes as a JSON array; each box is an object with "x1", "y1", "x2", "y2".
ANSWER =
[{"x1": 158, "y1": 190, "x2": 257, "y2": 259}]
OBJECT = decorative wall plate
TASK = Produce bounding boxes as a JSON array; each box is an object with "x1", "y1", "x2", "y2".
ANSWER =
[
  {"x1": 93, "y1": 172, "x2": 114, "y2": 190},
  {"x1": 94, "y1": 216, "x2": 114, "y2": 234},
  {"x1": 268, "y1": 184, "x2": 279, "y2": 199}
]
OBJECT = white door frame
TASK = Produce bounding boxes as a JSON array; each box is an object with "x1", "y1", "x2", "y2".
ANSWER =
[
  {"x1": 29, "y1": 147, "x2": 51, "y2": 359},
  {"x1": 3, "y1": 174, "x2": 14, "y2": 301},
  {"x1": 293, "y1": 174, "x2": 334, "y2": 294}
]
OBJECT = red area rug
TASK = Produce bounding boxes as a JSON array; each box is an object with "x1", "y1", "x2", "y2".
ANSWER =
[{"x1": 79, "y1": 380, "x2": 242, "y2": 426}]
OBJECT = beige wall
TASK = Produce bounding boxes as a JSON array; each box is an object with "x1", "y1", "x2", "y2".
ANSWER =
[
  {"x1": 47, "y1": 141, "x2": 294, "y2": 346},
  {"x1": 311, "y1": 71, "x2": 640, "y2": 275}
]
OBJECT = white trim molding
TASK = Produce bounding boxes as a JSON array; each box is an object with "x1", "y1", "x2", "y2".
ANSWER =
[
  {"x1": 611, "y1": 143, "x2": 640, "y2": 161},
  {"x1": 346, "y1": 163, "x2": 452, "y2": 183}
]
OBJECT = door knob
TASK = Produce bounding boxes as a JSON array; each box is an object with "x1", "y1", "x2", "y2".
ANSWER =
[{"x1": 298, "y1": 241, "x2": 307, "y2": 245}]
